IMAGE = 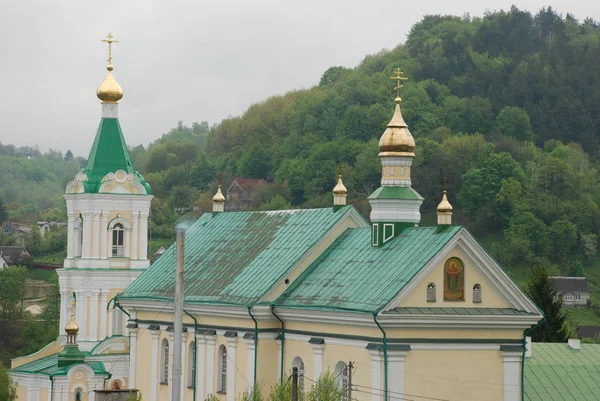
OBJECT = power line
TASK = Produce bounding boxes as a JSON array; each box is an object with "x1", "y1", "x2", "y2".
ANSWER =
[{"x1": 352, "y1": 383, "x2": 451, "y2": 401}]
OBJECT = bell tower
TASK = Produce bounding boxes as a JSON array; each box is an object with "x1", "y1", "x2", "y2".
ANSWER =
[{"x1": 59, "y1": 34, "x2": 153, "y2": 344}]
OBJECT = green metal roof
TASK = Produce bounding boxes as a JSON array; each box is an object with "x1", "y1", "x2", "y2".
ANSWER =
[
  {"x1": 275, "y1": 225, "x2": 462, "y2": 313},
  {"x1": 368, "y1": 186, "x2": 424, "y2": 200},
  {"x1": 525, "y1": 343, "x2": 600, "y2": 401},
  {"x1": 80, "y1": 118, "x2": 151, "y2": 194},
  {"x1": 11, "y1": 354, "x2": 107, "y2": 376},
  {"x1": 119, "y1": 207, "x2": 361, "y2": 306},
  {"x1": 384, "y1": 307, "x2": 538, "y2": 316}
]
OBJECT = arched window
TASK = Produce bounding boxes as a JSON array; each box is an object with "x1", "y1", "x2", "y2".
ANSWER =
[
  {"x1": 74, "y1": 388, "x2": 83, "y2": 401},
  {"x1": 112, "y1": 223, "x2": 125, "y2": 257},
  {"x1": 187, "y1": 341, "x2": 196, "y2": 388},
  {"x1": 426, "y1": 282, "x2": 436, "y2": 302},
  {"x1": 334, "y1": 361, "x2": 349, "y2": 400},
  {"x1": 292, "y1": 357, "x2": 305, "y2": 392},
  {"x1": 473, "y1": 284, "x2": 482, "y2": 303},
  {"x1": 218, "y1": 345, "x2": 227, "y2": 393},
  {"x1": 443, "y1": 257, "x2": 465, "y2": 301},
  {"x1": 160, "y1": 339, "x2": 169, "y2": 384}
]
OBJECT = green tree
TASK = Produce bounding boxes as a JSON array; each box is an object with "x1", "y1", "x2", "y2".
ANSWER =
[
  {"x1": 496, "y1": 106, "x2": 534, "y2": 141},
  {"x1": 0, "y1": 362, "x2": 17, "y2": 401},
  {"x1": 0, "y1": 198, "x2": 6, "y2": 225},
  {"x1": 526, "y1": 267, "x2": 569, "y2": 342},
  {"x1": 238, "y1": 144, "x2": 271, "y2": 179}
]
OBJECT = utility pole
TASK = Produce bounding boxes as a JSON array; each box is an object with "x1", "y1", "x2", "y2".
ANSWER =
[
  {"x1": 292, "y1": 366, "x2": 298, "y2": 401},
  {"x1": 348, "y1": 361, "x2": 353, "y2": 401},
  {"x1": 171, "y1": 225, "x2": 186, "y2": 401}
]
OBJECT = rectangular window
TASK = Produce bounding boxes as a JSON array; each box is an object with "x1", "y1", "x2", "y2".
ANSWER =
[{"x1": 372, "y1": 224, "x2": 379, "y2": 246}]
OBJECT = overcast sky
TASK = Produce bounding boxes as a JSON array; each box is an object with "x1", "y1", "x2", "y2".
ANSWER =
[{"x1": 1, "y1": 0, "x2": 598, "y2": 156}]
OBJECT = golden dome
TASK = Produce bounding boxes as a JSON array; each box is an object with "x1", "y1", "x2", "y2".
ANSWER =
[
  {"x1": 437, "y1": 190, "x2": 453, "y2": 212},
  {"x1": 97, "y1": 65, "x2": 124, "y2": 103},
  {"x1": 333, "y1": 174, "x2": 347, "y2": 195},
  {"x1": 213, "y1": 184, "x2": 225, "y2": 203},
  {"x1": 378, "y1": 97, "x2": 415, "y2": 157},
  {"x1": 65, "y1": 312, "x2": 79, "y2": 335}
]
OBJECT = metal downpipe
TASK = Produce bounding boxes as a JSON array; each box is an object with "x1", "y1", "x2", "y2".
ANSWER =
[
  {"x1": 271, "y1": 305, "x2": 285, "y2": 384},
  {"x1": 373, "y1": 313, "x2": 388, "y2": 401}
]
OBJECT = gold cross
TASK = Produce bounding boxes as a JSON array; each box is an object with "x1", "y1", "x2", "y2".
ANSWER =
[
  {"x1": 338, "y1": 163, "x2": 344, "y2": 177},
  {"x1": 101, "y1": 33, "x2": 119, "y2": 65},
  {"x1": 389, "y1": 67, "x2": 408, "y2": 98}
]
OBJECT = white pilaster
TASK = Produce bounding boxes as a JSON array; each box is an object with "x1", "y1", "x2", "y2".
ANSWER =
[
  {"x1": 125, "y1": 228, "x2": 131, "y2": 259},
  {"x1": 76, "y1": 291, "x2": 87, "y2": 340},
  {"x1": 89, "y1": 290, "x2": 99, "y2": 341},
  {"x1": 502, "y1": 351, "x2": 522, "y2": 401},
  {"x1": 99, "y1": 291, "x2": 108, "y2": 339},
  {"x1": 226, "y1": 338, "x2": 237, "y2": 401},
  {"x1": 92, "y1": 212, "x2": 100, "y2": 258},
  {"x1": 369, "y1": 350, "x2": 383, "y2": 401},
  {"x1": 66, "y1": 215, "x2": 76, "y2": 259},
  {"x1": 196, "y1": 334, "x2": 206, "y2": 400},
  {"x1": 27, "y1": 377, "x2": 39, "y2": 401},
  {"x1": 107, "y1": 308, "x2": 113, "y2": 337},
  {"x1": 82, "y1": 212, "x2": 92, "y2": 258},
  {"x1": 139, "y1": 212, "x2": 149, "y2": 260},
  {"x1": 245, "y1": 337, "x2": 256, "y2": 388},
  {"x1": 312, "y1": 343, "x2": 324, "y2": 380},
  {"x1": 59, "y1": 291, "x2": 69, "y2": 332},
  {"x1": 205, "y1": 336, "x2": 215, "y2": 395},
  {"x1": 151, "y1": 331, "x2": 160, "y2": 401},
  {"x1": 100, "y1": 212, "x2": 108, "y2": 259},
  {"x1": 129, "y1": 327, "x2": 138, "y2": 388},
  {"x1": 131, "y1": 212, "x2": 139, "y2": 260},
  {"x1": 388, "y1": 351, "x2": 408, "y2": 400}
]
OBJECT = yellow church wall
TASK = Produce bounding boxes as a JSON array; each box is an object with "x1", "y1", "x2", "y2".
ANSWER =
[
  {"x1": 284, "y1": 321, "x2": 382, "y2": 338},
  {"x1": 257, "y1": 338, "x2": 280, "y2": 391},
  {"x1": 405, "y1": 350, "x2": 504, "y2": 401},
  {"x1": 16, "y1": 385, "x2": 27, "y2": 401},
  {"x1": 134, "y1": 329, "x2": 154, "y2": 394},
  {"x1": 40, "y1": 387, "x2": 48, "y2": 400},
  {"x1": 11, "y1": 341, "x2": 61, "y2": 368},
  {"x1": 265, "y1": 216, "x2": 362, "y2": 302},
  {"x1": 397, "y1": 247, "x2": 510, "y2": 308}
]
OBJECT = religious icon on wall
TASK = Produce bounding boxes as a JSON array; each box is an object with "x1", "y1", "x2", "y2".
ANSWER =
[{"x1": 444, "y1": 257, "x2": 464, "y2": 301}]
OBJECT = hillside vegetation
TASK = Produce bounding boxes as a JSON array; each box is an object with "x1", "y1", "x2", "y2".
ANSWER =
[{"x1": 1, "y1": 7, "x2": 600, "y2": 329}]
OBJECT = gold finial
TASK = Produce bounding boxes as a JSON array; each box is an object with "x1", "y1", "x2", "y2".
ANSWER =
[
  {"x1": 389, "y1": 67, "x2": 408, "y2": 103},
  {"x1": 65, "y1": 300, "x2": 79, "y2": 335},
  {"x1": 101, "y1": 33, "x2": 119, "y2": 66},
  {"x1": 213, "y1": 175, "x2": 225, "y2": 205},
  {"x1": 97, "y1": 33, "x2": 124, "y2": 103},
  {"x1": 333, "y1": 164, "x2": 347, "y2": 196}
]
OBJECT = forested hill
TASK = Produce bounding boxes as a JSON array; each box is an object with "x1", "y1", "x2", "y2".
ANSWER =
[{"x1": 141, "y1": 6, "x2": 600, "y2": 305}]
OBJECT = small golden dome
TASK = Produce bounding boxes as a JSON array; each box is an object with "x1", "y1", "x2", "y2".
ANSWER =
[
  {"x1": 213, "y1": 185, "x2": 225, "y2": 203},
  {"x1": 379, "y1": 98, "x2": 415, "y2": 157},
  {"x1": 65, "y1": 312, "x2": 79, "y2": 335},
  {"x1": 437, "y1": 190, "x2": 453, "y2": 212},
  {"x1": 333, "y1": 174, "x2": 347, "y2": 195},
  {"x1": 96, "y1": 65, "x2": 124, "y2": 103}
]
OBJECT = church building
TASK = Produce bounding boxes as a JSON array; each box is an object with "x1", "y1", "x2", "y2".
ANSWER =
[{"x1": 11, "y1": 39, "x2": 542, "y2": 401}]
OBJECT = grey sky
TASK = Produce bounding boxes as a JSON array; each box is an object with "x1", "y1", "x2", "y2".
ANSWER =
[{"x1": 1, "y1": 0, "x2": 598, "y2": 156}]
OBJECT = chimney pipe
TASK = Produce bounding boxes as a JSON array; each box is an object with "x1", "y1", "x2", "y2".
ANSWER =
[{"x1": 171, "y1": 225, "x2": 186, "y2": 401}]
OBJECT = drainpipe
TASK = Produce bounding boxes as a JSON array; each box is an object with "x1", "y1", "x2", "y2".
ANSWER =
[
  {"x1": 373, "y1": 313, "x2": 388, "y2": 401},
  {"x1": 103, "y1": 372, "x2": 112, "y2": 390},
  {"x1": 113, "y1": 299, "x2": 131, "y2": 318},
  {"x1": 521, "y1": 317, "x2": 545, "y2": 401},
  {"x1": 49, "y1": 374, "x2": 53, "y2": 401},
  {"x1": 184, "y1": 309, "x2": 198, "y2": 401},
  {"x1": 247, "y1": 306, "x2": 259, "y2": 391},
  {"x1": 271, "y1": 305, "x2": 285, "y2": 384}
]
